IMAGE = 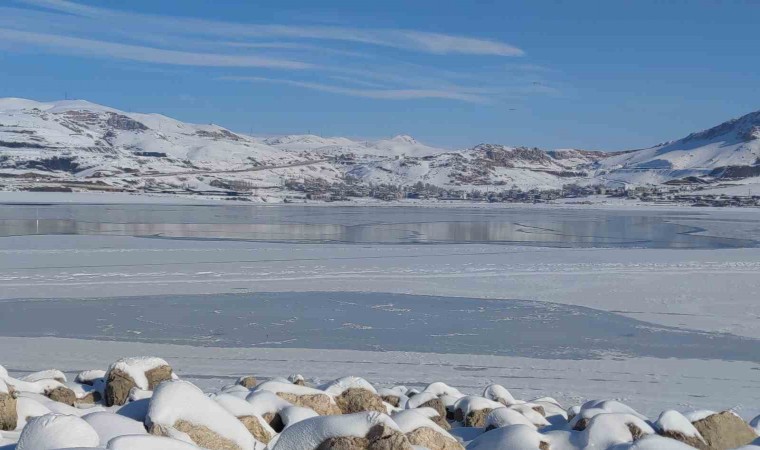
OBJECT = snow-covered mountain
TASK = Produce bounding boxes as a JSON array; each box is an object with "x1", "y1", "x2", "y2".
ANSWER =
[
  {"x1": 595, "y1": 110, "x2": 760, "y2": 185},
  {"x1": 1, "y1": 97, "x2": 759, "y2": 196}
]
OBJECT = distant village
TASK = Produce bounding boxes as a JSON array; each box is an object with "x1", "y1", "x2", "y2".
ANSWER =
[
  {"x1": 279, "y1": 178, "x2": 760, "y2": 208},
  {"x1": 5, "y1": 174, "x2": 760, "y2": 207}
]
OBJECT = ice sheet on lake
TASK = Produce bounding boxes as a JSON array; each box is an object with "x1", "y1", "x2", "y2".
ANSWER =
[{"x1": 1, "y1": 292, "x2": 756, "y2": 362}]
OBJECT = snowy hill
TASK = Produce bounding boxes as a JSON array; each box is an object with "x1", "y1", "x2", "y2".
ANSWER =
[
  {"x1": 0, "y1": 98, "x2": 610, "y2": 194},
  {"x1": 2, "y1": 97, "x2": 760, "y2": 198},
  {"x1": 595, "y1": 110, "x2": 760, "y2": 185}
]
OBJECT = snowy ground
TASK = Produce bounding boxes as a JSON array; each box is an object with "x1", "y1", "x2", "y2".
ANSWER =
[
  {"x1": 0, "y1": 201, "x2": 758, "y2": 423},
  {"x1": 1, "y1": 337, "x2": 758, "y2": 422}
]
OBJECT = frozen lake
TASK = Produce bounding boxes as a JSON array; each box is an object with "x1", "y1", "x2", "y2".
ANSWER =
[
  {"x1": 1, "y1": 292, "x2": 757, "y2": 362},
  {"x1": 0, "y1": 203, "x2": 759, "y2": 248}
]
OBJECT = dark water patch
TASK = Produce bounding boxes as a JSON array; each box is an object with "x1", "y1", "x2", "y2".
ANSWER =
[{"x1": 0, "y1": 292, "x2": 756, "y2": 362}]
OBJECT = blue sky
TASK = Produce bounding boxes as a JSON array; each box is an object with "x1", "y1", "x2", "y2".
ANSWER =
[{"x1": 0, "y1": 0, "x2": 757, "y2": 150}]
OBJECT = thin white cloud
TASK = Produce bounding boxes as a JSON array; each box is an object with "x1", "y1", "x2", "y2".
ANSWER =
[
  {"x1": 0, "y1": 28, "x2": 312, "y2": 69},
  {"x1": 221, "y1": 76, "x2": 490, "y2": 103},
  {"x1": 16, "y1": 0, "x2": 524, "y2": 57}
]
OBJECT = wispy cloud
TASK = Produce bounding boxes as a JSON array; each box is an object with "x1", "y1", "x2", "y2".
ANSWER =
[
  {"x1": 3, "y1": 0, "x2": 556, "y2": 104},
  {"x1": 16, "y1": 0, "x2": 524, "y2": 57},
  {"x1": 0, "y1": 28, "x2": 312, "y2": 69},
  {"x1": 221, "y1": 76, "x2": 490, "y2": 103}
]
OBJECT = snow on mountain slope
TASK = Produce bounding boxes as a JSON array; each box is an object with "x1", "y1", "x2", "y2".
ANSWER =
[
  {"x1": 4, "y1": 97, "x2": 758, "y2": 196},
  {"x1": 0, "y1": 98, "x2": 344, "y2": 190},
  {"x1": 596, "y1": 110, "x2": 760, "y2": 185},
  {"x1": 0, "y1": 98, "x2": 611, "y2": 193}
]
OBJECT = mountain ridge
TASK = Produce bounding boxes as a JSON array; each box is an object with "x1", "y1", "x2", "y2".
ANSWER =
[{"x1": 1, "y1": 98, "x2": 759, "y2": 197}]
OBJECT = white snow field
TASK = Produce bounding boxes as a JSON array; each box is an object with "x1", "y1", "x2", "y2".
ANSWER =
[{"x1": 0, "y1": 202, "x2": 759, "y2": 448}]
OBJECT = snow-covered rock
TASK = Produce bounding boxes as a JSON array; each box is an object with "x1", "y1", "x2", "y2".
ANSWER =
[
  {"x1": 654, "y1": 410, "x2": 706, "y2": 448},
  {"x1": 452, "y1": 396, "x2": 504, "y2": 427},
  {"x1": 268, "y1": 411, "x2": 412, "y2": 450},
  {"x1": 146, "y1": 380, "x2": 263, "y2": 450},
  {"x1": 254, "y1": 381, "x2": 340, "y2": 416},
  {"x1": 484, "y1": 407, "x2": 537, "y2": 430},
  {"x1": 106, "y1": 434, "x2": 202, "y2": 449},
  {"x1": 0, "y1": 379, "x2": 17, "y2": 431},
  {"x1": 15, "y1": 413, "x2": 100, "y2": 450},
  {"x1": 690, "y1": 410, "x2": 758, "y2": 450},
  {"x1": 212, "y1": 393, "x2": 276, "y2": 444},
  {"x1": 483, "y1": 384, "x2": 517, "y2": 406},
  {"x1": 237, "y1": 376, "x2": 258, "y2": 389},
  {"x1": 466, "y1": 424, "x2": 550, "y2": 450},
  {"x1": 105, "y1": 357, "x2": 174, "y2": 406},
  {"x1": 75, "y1": 370, "x2": 107, "y2": 386},
  {"x1": 82, "y1": 411, "x2": 147, "y2": 444},
  {"x1": 392, "y1": 409, "x2": 462, "y2": 450},
  {"x1": 20, "y1": 369, "x2": 67, "y2": 384}
]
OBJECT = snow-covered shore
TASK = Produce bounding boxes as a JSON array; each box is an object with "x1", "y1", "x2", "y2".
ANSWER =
[{"x1": 1, "y1": 348, "x2": 759, "y2": 449}]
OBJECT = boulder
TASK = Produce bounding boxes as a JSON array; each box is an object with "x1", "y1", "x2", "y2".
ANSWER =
[
  {"x1": 0, "y1": 381, "x2": 17, "y2": 431},
  {"x1": 105, "y1": 357, "x2": 174, "y2": 406},
  {"x1": 465, "y1": 407, "x2": 493, "y2": 427},
  {"x1": 317, "y1": 423, "x2": 413, "y2": 450},
  {"x1": 277, "y1": 392, "x2": 342, "y2": 416},
  {"x1": 15, "y1": 413, "x2": 100, "y2": 450},
  {"x1": 656, "y1": 410, "x2": 708, "y2": 449},
  {"x1": 153, "y1": 419, "x2": 243, "y2": 450},
  {"x1": 21, "y1": 369, "x2": 67, "y2": 384},
  {"x1": 692, "y1": 411, "x2": 757, "y2": 450},
  {"x1": 406, "y1": 426, "x2": 464, "y2": 450},
  {"x1": 239, "y1": 415, "x2": 273, "y2": 444},
  {"x1": 237, "y1": 376, "x2": 258, "y2": 389},
  {"x1": 74, "y1": 369, "x2": 106, "y2": 386},
  {"x1": 147, "y1": 380, "x2": 260, "y2": 450},
  {"x1": 381, "y1": 395, "x2": 400, "y2": 407},
  {"x1": 335, "y1": 388, "x2": 386, "y2": 414},
  {"x1": 45, "y1": 386, "x2": 77, "y2": 406},
  {"x1": 288, "y1": 374, "x2": 306, "y2": 386},
  {"x1": 420, "y1": 397, "x2": 447, "y2": 419}
]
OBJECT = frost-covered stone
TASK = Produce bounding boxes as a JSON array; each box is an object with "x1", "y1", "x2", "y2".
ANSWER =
[
  {"x1": 485, "y1": 407, "x2": 537, "y2": 430},
  {"x1": 15, "y1": 395, "x2": 53, "y2": 429},
  {"x1": 452, "y1": 396, "x2": 503, "y2": 427},
  {"x1": 237, "y1": 376, "x2": 258, "y2": 389},
  {"x1": 16, "y1": 413, "x2": 100, "y2": 450},
  {"x1": 268, "y1": 412, "x2": 412, "y2": 450},
  {"x1": 467, "y1": 424, "x2": 550, "y2": 450},
  {"x1": 82, "y1": 411, "x2": 147, "y2": 443},
  {"x1": 46, "y1": 385, "x2": 77, "y2": 406},
  {"x1": 483, "y1": 384, "x2": 517, "y2": 406},
  {"x1": 335, "y1": 388, "x2": 386, "y2": 415},
  {"x1": 21, "y1": 369, "x2": 67, "y2": 384},
  {"x1": 147, "y1": 380, "x2": 262, "y2": 450},
  {"x1": 392, "y1": 409, "x2": 462, "y2": 450},
  {"x1": 509, "y1": 403, "x2": 551, "y2": 428},
  {"x1": 107, "y1": 434, "x2": 203, "y2": 449},
  {"x1": 288, "y1": 374, "x2": 306, "y2": 386},
  {"x1": 105, "y1": 357, "x2": 174, "y2": 406},
  {"x1": 255, "y1": 381, "x2": 341, "y2": 416},
  {"x1": 0, "y1": 379, "x2": 17, "y2": 431},
  {"x1": 580, "y1": 413, "x2": 655, "y2": 448},
  {"x1": 75, "y1": 369, "x2": 107, "y2": 386},
  {"x1": 213, "y1": 393, "x2": 276, "y2": 444},
  {"x1": 570, "y1": 400, "x2": 647, "y2": 431},
  {"x1": 691, "y1": 410, "x2": 757, "y2": 450},
  {"x1": 655, "y1": 410, "x2": 707, "y2": 449}
]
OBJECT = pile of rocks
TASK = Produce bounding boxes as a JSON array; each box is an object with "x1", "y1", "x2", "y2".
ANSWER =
[{"x1": 0, "y1": 358, "x2": 758, "y2": 450}]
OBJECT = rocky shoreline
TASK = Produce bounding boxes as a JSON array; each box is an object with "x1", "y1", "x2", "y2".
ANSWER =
[{"x1": 1, "y1": 357, "x2": 759, "y2": 449}]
